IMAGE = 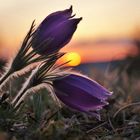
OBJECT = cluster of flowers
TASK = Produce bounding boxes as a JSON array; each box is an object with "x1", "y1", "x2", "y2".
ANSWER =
[{"x1": 0, "y1": 6, "x2": 112, "y2": 120}]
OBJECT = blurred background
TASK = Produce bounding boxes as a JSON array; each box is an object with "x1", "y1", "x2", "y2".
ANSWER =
[{"x1": 0, "y1": 0, "x2": 140, "y2": 75}]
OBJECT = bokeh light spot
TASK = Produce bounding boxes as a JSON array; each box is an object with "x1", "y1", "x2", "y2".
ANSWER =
[{"x1": 64, "y1": 52, "x2": 81, "y2": 66}]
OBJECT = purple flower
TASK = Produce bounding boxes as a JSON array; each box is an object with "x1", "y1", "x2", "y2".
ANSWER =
[
  {"x1": 53, "y1": 73, "x2": 112, "y2": 120},
  {"x1": 32, "y1": 6, "x2": 82, "y2": 55}
]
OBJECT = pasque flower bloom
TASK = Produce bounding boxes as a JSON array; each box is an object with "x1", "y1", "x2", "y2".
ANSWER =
[
  {"x1": 32, "y1": 6, "x2": 82, "y2": 55},
  {"x1": 53, "y1": 73, "x2": 112, "y2": 120}
]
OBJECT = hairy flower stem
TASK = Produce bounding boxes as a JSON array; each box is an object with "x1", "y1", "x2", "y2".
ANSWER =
[
  {"x1": 12, "y1": 87, "x2": 28, "y2": 108},
  {"x1": 0, "y1": 68, "x2": 13, "y2": 86}
]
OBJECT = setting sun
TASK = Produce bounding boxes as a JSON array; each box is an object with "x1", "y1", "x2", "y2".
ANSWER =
[{"x1": 64, "y1": 52, "x2": 81, "y2": 66}]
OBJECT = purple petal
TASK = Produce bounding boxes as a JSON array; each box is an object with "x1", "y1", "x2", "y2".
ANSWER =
[
  {"x1": 55, "y1": 87, "x2": 107, "y2": 109},
  {"x1": 38, "y1": 6, "x2": 73, "y2": 32},
  {"x1": 55, "y1": 89, "x2": 103, "y2": 120},
  {"x1": 33, "y1": 18, "x2": 82, "y2": 55},
  {"x1": 53, "y1": 73, "x2": 112, "y2": 119},
  {"x1": 32, "y1": 6, "x2": 82, "y2": 55},
  {"x1": 54, "y1": 74, "x2": 111, "y2": 100}
]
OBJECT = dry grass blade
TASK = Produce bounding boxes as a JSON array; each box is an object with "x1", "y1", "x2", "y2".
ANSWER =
[
  {"x1": 86, "y1": 121, "x2": 107, "y2": 134},
  {"x1": 113, "y1": 102, "x2": 140, "y2": 118}
]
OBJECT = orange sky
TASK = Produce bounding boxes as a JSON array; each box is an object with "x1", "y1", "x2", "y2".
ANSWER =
[
  {"x1": 0, "y1": 0, "x2": 140, "y2": 62},
  {"x1": 61, "y1": 40, "x2": 138, "y2": 63}
]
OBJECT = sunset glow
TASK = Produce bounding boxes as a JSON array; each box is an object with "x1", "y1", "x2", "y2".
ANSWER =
[
  {"x1": 63, "y1": 52, "x2": 81, "y2": 66},
  {"x1": 0, "y1": 0, "x2": 140, "y2": 62}
]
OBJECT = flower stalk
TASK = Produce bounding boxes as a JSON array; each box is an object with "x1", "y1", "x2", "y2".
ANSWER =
[
  {"x1": 0, "y1": 68, "x2": 13, "y2": 86},
  {"x1": 12, "y1": 53, "x2": 65, "y2": 108}
]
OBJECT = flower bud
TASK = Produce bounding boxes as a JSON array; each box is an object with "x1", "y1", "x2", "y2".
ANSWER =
[
  {"x1": 32, "y1": 6, "x2": 82, "y2": 55},
  {"x1": 53, "y1": 73, "x2": 112, "y2": 120}
]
